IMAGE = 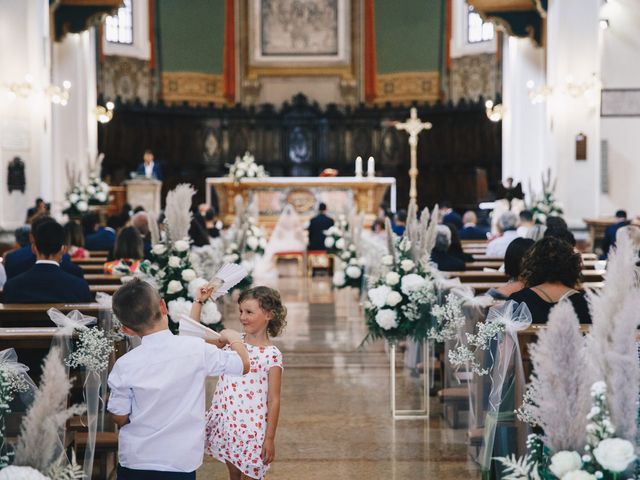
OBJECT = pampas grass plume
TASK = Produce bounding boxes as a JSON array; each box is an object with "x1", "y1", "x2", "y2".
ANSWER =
[{"x1": 164, "y1": 184, "x2": 195, "y2": 243}]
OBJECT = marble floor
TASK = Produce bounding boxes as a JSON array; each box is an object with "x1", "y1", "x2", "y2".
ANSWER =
[{"x1": 197, "y1": 276, "x2": 480, "y2": 479}]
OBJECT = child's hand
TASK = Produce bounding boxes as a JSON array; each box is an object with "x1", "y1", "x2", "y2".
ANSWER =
[
  {"x1": 218, "y1": 329, "x2": 242, "y2": 345},
  {"x1": 261, "y1": 437, "x2": 275, "y2": 465},
  {"x1": 195, "y1": 285, "x2": 215, "y2": 303}
]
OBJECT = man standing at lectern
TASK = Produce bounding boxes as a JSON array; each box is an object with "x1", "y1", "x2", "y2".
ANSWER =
[{"x1": 136, "y1": 149, "x2": 162, "y2": 180}]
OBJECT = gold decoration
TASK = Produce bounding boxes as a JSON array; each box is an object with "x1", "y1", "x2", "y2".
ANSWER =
[
  {"x1": 161, "y1": 72, "x2": 225, "y2": 106},
  {"x1": 375, "y1": 71, "x2": 440, "y2": 104},
  {"x1": 286, "y1": 189, "x2": 317, "y2": 214}
]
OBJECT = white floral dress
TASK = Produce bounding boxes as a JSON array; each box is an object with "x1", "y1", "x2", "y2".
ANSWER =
[{"x1": 205, "y1": 342, "x2": 283, "y2": 479}]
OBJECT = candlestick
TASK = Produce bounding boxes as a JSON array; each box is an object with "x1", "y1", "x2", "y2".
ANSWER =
[
  {"x1": 355, "y1": 156, "x2": 363, "y2": 177},
  {"x1": 367, "y1": 156, "x2": 375, "y2": 177}
]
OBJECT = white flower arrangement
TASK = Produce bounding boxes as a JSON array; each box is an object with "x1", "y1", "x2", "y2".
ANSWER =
[
  {"x1": 168, "y1": 296, "x2": 222, "y2": 326},
  {"x1": 243, "y1": 218, "x2": 266, "y2": 255},
  {"x1": 448, "y1": 319, "x2": 505, "y2": 375},
  {"x1": 529, "y1": 168, "x2": 563, "y2": 224},
  {"x1": 65, "y1": 326, "x2": 114, "y2": 372},
  {"x1": 226, "y1": 152, "x2": 268, "y2": 181}
]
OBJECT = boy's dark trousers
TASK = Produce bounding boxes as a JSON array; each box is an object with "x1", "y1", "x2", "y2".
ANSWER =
[{"x1": 117, "y1": 464, "x2": 196, "y2": 480}]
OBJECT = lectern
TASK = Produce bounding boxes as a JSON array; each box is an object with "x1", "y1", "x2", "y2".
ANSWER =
[{"x1": 124, "y1": 178, "x2": 162, "y2": 214}]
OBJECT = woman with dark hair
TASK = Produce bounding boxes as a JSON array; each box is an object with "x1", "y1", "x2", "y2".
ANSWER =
[
  {"x1": 486, "y1": 237, "x2": 534, "y2": 300},
  {"x1": 508, "y1": 236, "x2": 591, "y2": 324},
  {"x1": 189, "y1": 207, "x2": 211, "y2": 247},
  {"x1": 445, "y1": 223, "x2": 473, "y2": 263},
  {"x1": 63, "y1": 220, "x2": 89, "y2": 260},
  {"x1": 104, "y1": 226, "x2": 144, "y2": 274}
]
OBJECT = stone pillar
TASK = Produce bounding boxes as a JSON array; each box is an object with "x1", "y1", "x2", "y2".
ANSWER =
[
  {"x1": 0, "y1": 0, "x2": 52, "y2": 229},
  {"x1": 501, "y1": 35, "x2": 547, "y2": 197},
  {"x1": 545, "y1": 0, "x2": 602, "y2": 226},
  {"x1": 52, "y1": 29, "x2": 98, "y2": 218}
]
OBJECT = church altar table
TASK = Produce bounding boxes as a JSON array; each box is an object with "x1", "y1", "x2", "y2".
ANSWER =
[{"x1": 206, "y1": 177, "x2": 396, "y2": 228}]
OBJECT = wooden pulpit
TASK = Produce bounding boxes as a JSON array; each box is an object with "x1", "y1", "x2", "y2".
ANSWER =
[{"x1": 124, "y1": 178, "x2": 162, "y2": 214}]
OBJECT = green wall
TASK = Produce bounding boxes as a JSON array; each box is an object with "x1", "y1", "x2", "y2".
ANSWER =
[
  {"x1": 375, "y1": 0, "x2": 443, "y2": 74},
  {"x1": 157, "y1": 0, "x2": 225, "y2": 73}
]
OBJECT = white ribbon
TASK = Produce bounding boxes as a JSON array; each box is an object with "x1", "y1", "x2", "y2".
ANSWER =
[
  {"x1": 0, "y1": 348, "x2": 30, "y2": 377},
  {"x1": 47, "y1": 308, "x2": 96, "y2": 335},
  {"x1": 486, "y1": 300, "x2": 532, "y2": 333}
]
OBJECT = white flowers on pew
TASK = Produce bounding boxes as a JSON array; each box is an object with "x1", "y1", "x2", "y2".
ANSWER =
[
  {"x1": 226, "y1": 151, "x2": 268, "y2": 181},
  {"x1": 326, "y1": 212, "x2": 365, "y2": 290}
]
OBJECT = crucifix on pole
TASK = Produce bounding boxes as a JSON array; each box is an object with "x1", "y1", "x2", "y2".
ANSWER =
[{"x1": 394, "y1": 107, "x2": 432, "y2": 205}]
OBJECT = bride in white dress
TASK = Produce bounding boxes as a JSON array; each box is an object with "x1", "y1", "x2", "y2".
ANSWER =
[{"x1": 253, "y1": 203, "x2": 307, "y2": 279}]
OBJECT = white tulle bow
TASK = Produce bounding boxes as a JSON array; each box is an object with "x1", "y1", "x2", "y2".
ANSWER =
[
  {"x1": 0, "y1": 348, "x2": 30, "y2": 376},
  {"x1": 486, "y1": 300, "x2": 532, "y2": 332},
  {"x1": 94, "y1": 292, "x2": 112, "y2": 308},
  {"x1": 47, "y1": 308, "x2": 96, "y2": 335}
]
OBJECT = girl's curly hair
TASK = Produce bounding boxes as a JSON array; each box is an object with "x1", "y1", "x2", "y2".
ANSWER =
[
  {"x1": 238, "y1": 286, "x2": 287, "y2": 337},
  {"x1": 519, "y1": 236, "x2": 583, "y2": 288}
]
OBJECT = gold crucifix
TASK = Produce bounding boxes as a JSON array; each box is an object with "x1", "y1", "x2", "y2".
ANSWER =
[{"x1": 394, "y1": 107, "x2": 432, "y2": 204}]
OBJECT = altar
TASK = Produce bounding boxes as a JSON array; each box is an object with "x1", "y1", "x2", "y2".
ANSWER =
[{"x1": 206, "y1": 177, "x2": 396, "y2": 228}]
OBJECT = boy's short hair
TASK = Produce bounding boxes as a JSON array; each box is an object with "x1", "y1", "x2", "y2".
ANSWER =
[
  {"x1": 34, "y1": 221, "x2": 65, "y2": 256},
  {"x1": 113, "y1": 278, "x2": 162, "y2": 333}
]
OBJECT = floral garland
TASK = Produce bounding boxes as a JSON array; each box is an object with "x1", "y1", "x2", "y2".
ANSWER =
[
  {"x1": 324, "y1": 216, "x2": 365, "y2": 290},
  {"x1": 226, "y1": 152, "x2": 268, "y2": 181},
  {"x1": 65, "y1": 327, "x2": 114, "y2": 373},
  {"x1": 498, "y1": 382, "x2": 637, "y2": 480},
  {"x1": 448, "y1": 319, "x2": 505, "y2": 376},
  {"x1": 363, "y1": 237, "x2": 457, "y2": 344}
]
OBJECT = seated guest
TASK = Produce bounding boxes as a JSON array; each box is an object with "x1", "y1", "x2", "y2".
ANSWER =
[
  {"x1": 441, "y1": 201, "x2": 463, "y2": 230},
  {"x1": 131, "y1": 211, "x2": 152, "y2": 258},
  {"x1": 189, "y1": 207, "x2": 211, "y2": 247},
  {"x1": 431, "y1": 225, "x2": 465, "y2": 272},
  {"x1": 601, "y1": 209, "x2": 629, "y2": 259},
  {"x1": 104, "y1": 227, "x2": 144, "y2": 275},
  {"x1": 2, "y1": 221, "x2": 91, "y2": 303},
  {"x1": 486, "y1": 212, "x2": 519, "y2": 258},
  {"x1": 459, "y1": 211, "x2": 487, "y2": 240},
  {"x1": 307, "y1": 203, "x2": 334, "y2": 250},
  {"x1": 85, "y1": 216, "x2": 119, "y2": 252},
  {"x1": 391, "y1": 209, "x2": 407, "y2": 236},
  {"x1": 546, "y1": 216, "x2": 568, "y2": 230},
  {"x1": 81, "y1": 212, "x2": 99, "y2": 237},
  {"x1": 486, "y1": 238, "x2": 535, "y2": 300},
  {"x1": 516, "y1": 210, "x2": 535, "y2": 237},
  {"x1": 204, "y1": 208, "x2": 221, "y2": 238},
  {"x1": 524, "y1": 224, "x2": 546, "y2": 241},
  {"x1": 4, "y1": 216, "x2": 84, "y2": 279},
  {"x1": 544, "y1": 226, "x2": 576, "y2": 247},
  {"x1": 446, "y1": 223, "x2": 473, "y2": 263},
  {"x1": 63, "y1": 220, "x2": 89, "y2": 260},
  {"x1": 509, "y1": 237, "x2": 591, "y2": 324},
  {"x1": 26, "y1": 197, "x2": 48, "y2": 223},
  {"x1": 2, "y1": 225, "x2": 31, "y2": 259}
]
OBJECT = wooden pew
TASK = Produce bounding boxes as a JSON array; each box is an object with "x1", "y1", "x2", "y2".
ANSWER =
[
  {"x1": 90, "y1": 285, "x2": 120, "y2": 296},
  {"x1": 0, "y1": 303, "x2": 102, "y2": 328},
  {"x1": 463, "y1": 281, "x2": 604, "y2": 295},
  {"x1": 85, "y1": 274, "x2": 123, "y2": 286},
  {"x1": 88, "y1": 250, "x2": 109, "y2": 257},
  {"x1": 465, "y1": 260, "x2": 600, "y2": 271},
  {"x1": 73, "y1": 257, "x2": 107, "y2": 265},
  {"x1": 80, "y1": 264, "x2": 105, "y2": 273},
  {"x1": 446, "y1": 270, "x2": 605, "y2": 283}
]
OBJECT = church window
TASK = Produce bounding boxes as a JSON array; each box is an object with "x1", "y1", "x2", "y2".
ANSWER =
[
  {"x1": 105, "y1": 0, "x2": 134, "y2": 45},
  {"x1": 467, "y1": 5, "x2": 494, "y2": 44}
]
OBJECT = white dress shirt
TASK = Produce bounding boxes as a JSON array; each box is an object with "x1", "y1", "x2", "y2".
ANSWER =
[
  {"x1": 485, "y1": 230, "x2": 519, "y2": 257},
  {"x1": 144, "y1": 161, "x2": 155, "y2": 178},
  {"x1": 107, "y1": 329, "x2": 243, "y2": 472}
]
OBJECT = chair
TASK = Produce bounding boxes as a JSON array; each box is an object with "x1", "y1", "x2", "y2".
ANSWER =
[
  {"x1": 307, "y1": 250, "x2": 332, "y2": 276},
  {"x1": 273, "y1": 251, "x2": 305, "y2": 277}
]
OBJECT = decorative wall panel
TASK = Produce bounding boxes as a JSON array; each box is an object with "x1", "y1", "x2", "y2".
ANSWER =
[
  {"x1": 161, "y1": 72, "x2": 225, "y2": 105},
  {"x1": 375, "y1": 71, "x2": 440, "y2": 104}
]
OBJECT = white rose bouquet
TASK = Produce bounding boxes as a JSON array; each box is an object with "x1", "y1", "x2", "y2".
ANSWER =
[
  {"x1": 87, "y1": 175, "x2": 110, "y2": 205},
  {"x1": 63, "y1": 184, "x2": 91, "y2": 216},
  {"x1": 325, "y1": 215, "x2": 365, "y2": 290},
  {"x1": 226, "y1": 151, "x2": 269, "y2": 181},
  {"x1": 363, "y1": 237, "x2": 441, "y2": 344},
  {"x1": 243, "y1": 218, "x2": 266, "y2": 255}
]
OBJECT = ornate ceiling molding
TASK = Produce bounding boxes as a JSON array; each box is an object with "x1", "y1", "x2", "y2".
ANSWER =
[
  {"x1": 50, "y1": 0, "x2": 121, "y2": 41},
  {"x1": 468, "y1": 0, "x2": 544, "y2": 46}
]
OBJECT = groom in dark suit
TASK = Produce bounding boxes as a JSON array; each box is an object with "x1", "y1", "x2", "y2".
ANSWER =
[
  {"x1": 2, "y1": 220, "x2": 91, "y2": 303},
  {"x1": 307, "y1": 203, "x2": 334, "y2": 251}
]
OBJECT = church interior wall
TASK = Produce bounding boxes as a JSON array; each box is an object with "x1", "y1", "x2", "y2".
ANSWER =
[
  {"x1": 0, "y1": 0, "x2": 52, "y2": 229},
  {"x1": 599, "y1": 0, "x2": 640, "y2": 216}
]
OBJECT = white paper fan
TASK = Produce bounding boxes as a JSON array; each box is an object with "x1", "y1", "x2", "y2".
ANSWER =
[
  {"x1": 178, "y1": 314, "x2": 220, "y2": 341},
  {"x1": 209, "y1": 263, "x2": 248, "y2": 299}
]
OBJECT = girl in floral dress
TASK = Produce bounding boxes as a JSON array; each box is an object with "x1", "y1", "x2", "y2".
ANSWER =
[{"x1": 205, "y1": 286, "x2": 286, "y2": 479}]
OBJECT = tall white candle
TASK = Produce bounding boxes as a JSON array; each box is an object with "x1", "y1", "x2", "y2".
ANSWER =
[
  {"x1": 367, "y1": 156, "x2": 375, "y2": 177},
  {"x1": 355, "y1": 156, "x2": 363, "y2": 177}
]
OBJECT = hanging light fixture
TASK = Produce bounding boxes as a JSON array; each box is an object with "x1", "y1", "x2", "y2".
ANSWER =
[
  {"x1": 96, "y1": 101, "x2": 115, "y2": 123},
  {"x1": 485, "y1": 100, "x2": 503, "y2": 122}
]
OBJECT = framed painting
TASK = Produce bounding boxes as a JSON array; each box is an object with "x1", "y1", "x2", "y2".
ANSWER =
[{"x1": 245, "y1": 0, "x2": 354, "y2": 78}]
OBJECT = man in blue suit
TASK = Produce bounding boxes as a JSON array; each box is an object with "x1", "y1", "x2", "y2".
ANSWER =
[
  {"x1": 2, "y1": 220, "x2": 91, "y2": 303},
  {"x1": 135, "y1": 149, "x2": 162, "y2": 180},
  {"x1": 4, "y1": 216, "x2": 84, "y2": 280},
  {"x1": 459, "y1": 211, "x2": 488, "y2": 240},
  {"x1": 441, "y1": 201, "x2": 463, "y2": 231},
  {"x1": 307, "y1": 203, "x2": 334, "y2": 250},
  {"x1": 85, "y1": 216, "x2": 119, "y2": 252},
  {"x1": 601, "y1": 210, "x2": 629, "y2": 259}
]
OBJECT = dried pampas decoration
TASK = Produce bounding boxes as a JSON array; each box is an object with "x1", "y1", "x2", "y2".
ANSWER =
[
  {"x1": 527, "y1": 301, "x2": 590, "y2": 452},
  {"x1": 586, "y1": 233, "x2": 640, "y2": 442},
  {"x1": 164, "y1": 184, "x2": 195, "y2": 243},
  {"x1": 148, "y1": 210, "x2": 160, "y2": 246},
  {"x1": 13, "y1": 347, "x2": 85, "y2": 473}
]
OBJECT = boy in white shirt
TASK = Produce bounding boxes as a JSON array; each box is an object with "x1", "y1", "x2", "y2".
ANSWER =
[{"x1": 107, "y1": 278, "x2": 250, "y2": 480}]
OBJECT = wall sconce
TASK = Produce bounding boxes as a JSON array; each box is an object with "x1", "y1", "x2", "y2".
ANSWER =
[
  {"x1": 599, "y1": 18, "x2": 609, "y2": 30},
  {"x1": 6, "y1": 75, "x2": 70, "y2": 106},
  {"x1": 96, "y1": 101, "x2": 115, "y2": 123},
  {"x1": 527, "y1": 80, "x2": 553, "y2": 104},
  {"x1": 485, "y1": 100, "x2": 503, "y2": 122}
]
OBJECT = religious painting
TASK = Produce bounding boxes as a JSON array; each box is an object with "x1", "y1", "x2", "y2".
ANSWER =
[{"x1": 249, "y1": 0, "x2": 351, "y2": 66}]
